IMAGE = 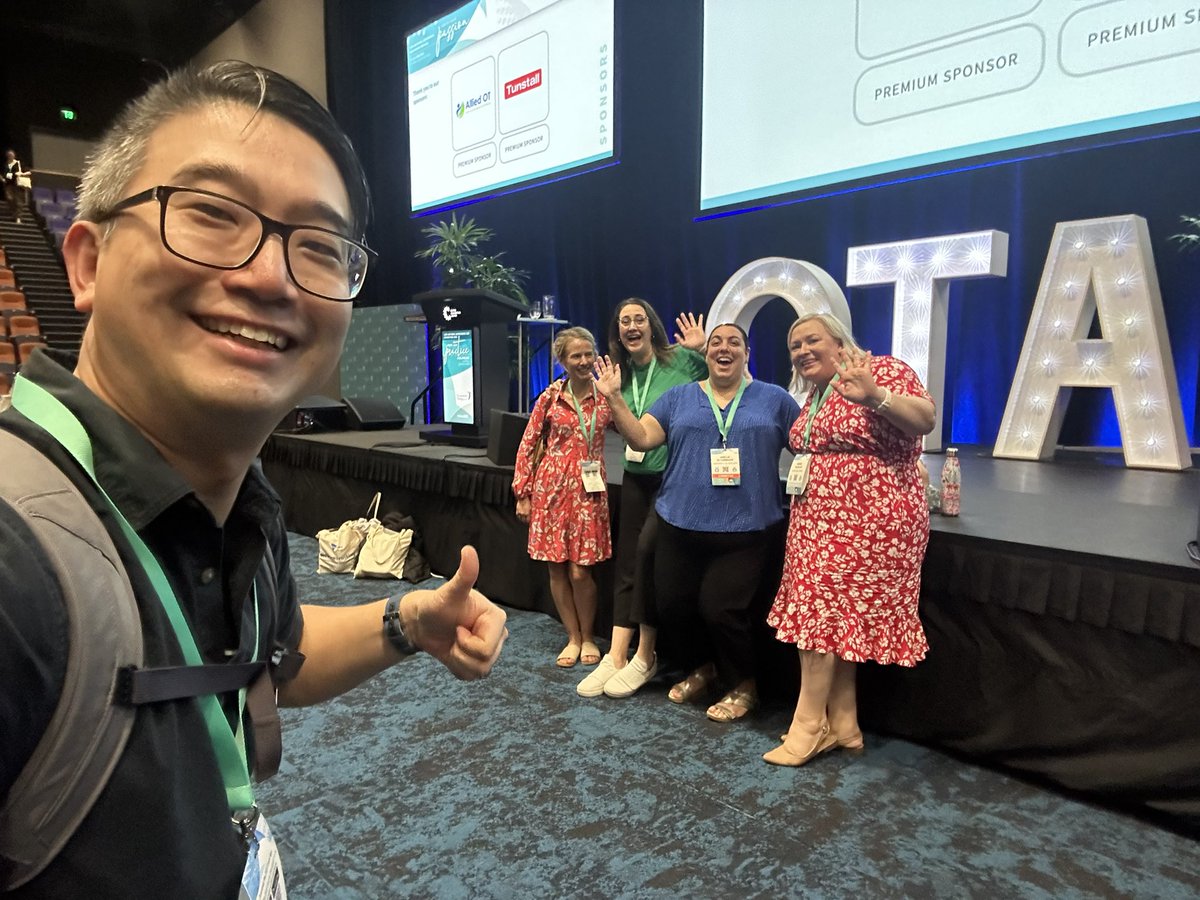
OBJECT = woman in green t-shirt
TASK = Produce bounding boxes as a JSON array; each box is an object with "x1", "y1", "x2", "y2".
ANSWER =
[{"x1": 576, "y1": 298, "x2": 708, "y2": 699}]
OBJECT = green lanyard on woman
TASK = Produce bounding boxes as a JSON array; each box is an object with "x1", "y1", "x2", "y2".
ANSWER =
[
  {"x1": 801, "y1": 376, "x2": 838, "y2": 451},
  {"x1": 629, "y1": 358, "x2": 657, "y2": 417},
  {"x1": 702, "y1": 378, "x2": 748, "y2": 449},
  {"x1": 568, "y1": 382, "x2": 598, "y2": 457}
]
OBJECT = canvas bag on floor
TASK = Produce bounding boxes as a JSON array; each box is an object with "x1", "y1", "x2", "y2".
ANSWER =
[
  {"x1": 316, "y1": 492, "x2": 380, "y2": 574},
  {"x1": 353, "y1": 515, "x2": 414, "y2": 580}
]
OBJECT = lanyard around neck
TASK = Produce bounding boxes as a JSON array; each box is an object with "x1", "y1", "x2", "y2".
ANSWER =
[
  {"x1": 11, "y1": 375, "x2": 259, "y2": 813},
  {"x1": 702, "y1": 378, "x2": 748, "y2": 448},
  {"x1": 568, "y1": 381, "x2": 598, "y2": 451},
  {"x1": 629, "y1": 357, "x2": 657, "y2": 417},
  {"x1": 802, "y1": 375, "x2": 839, "y2": 450}
]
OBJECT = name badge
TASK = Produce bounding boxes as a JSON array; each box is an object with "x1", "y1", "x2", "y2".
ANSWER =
[
  {"x1": 709, "y1": 447, "x2": 741, "y2": 486},
  {"x1": 581, "y1": 460, "x2": 605, "y2": 493},
  {"x1": 786, "y1": 453, "x2": 812, "y2": 496},
  {"x1": 240, "y1": 813, "x2": 287, "y2": 900},
  {"x1": 624, "y1": 444, "x2": 646, "y2": 464}
]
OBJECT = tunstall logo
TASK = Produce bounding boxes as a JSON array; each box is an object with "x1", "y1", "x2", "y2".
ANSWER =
[
  {"x1": 455, "y1": 91, "x2": 492, "y2": 118},
  {"x1": 504, "y1": 68, "x2": 543, "y2": 100}
]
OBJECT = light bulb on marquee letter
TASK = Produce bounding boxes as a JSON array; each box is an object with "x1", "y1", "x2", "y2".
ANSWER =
[
  {"x1": 705, "y1": 255, "x2": 853, "y2": 347},
  {"x1": 846, "y1": 230, "x2": 1008, "y2": 451},
  {"x1": 994, "y1": 215, "x2": 1189, "y2": 470}
]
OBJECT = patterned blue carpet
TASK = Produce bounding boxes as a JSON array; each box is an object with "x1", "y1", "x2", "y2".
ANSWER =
[{"x1": 257, "y1": 534, "x2": 1200, "y2": 898}]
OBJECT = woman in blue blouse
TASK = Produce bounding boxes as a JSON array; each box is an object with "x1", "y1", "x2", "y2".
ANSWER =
[{"x1": 595, "y1": 323, "x2": 799, "y2": 723}]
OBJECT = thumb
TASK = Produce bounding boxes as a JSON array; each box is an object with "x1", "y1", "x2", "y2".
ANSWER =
[{"x1": 441, "y1": 545, "x2": 480, "y2": 603}]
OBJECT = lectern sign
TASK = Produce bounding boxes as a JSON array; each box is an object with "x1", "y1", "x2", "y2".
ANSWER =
[{"x1": 441, "y1": 330, "x2": 475, "y2": 425}]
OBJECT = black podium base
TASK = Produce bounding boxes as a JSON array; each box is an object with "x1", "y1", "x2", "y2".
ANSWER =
[{"x1": 419, "y1": 428, "x2": 488, "y2": 449}]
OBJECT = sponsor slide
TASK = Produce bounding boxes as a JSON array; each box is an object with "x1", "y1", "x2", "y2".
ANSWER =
[
  {"x1": 407, "y1": 0, "x2": 614, "y2": 211},
  {"x1": 701, "y1": 0, "x2": 1200, "y2": 210},
  {"x1": 441, "y1": 329, "x2": 475, "y2": 425}
]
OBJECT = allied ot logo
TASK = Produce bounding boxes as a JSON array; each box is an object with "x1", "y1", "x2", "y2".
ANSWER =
[{"x1": 443, "y1": 305, "x2": 462, "y2": 322}]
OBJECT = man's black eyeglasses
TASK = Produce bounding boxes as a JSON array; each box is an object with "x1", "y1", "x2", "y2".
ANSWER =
[{"x1": 100, "y1": 185, "x2": 375, "y2": 302}]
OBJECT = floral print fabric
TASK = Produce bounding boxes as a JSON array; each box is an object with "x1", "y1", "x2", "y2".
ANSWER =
[
  {"x1": 512, "y1": 381, "x2": 613, "y2": 565},
  {"x1": 768, "y1": 356, "x2": 932, "y2": 666}
]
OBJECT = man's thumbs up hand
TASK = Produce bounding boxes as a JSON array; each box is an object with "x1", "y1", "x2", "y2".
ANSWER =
[{"x1": 408, "y1": 545, "x2": 508, "y2": 680}]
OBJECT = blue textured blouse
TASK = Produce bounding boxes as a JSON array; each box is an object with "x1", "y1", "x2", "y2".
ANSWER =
[{"x1": 647, "y1": 380, "x2": 800, "y2": 533}]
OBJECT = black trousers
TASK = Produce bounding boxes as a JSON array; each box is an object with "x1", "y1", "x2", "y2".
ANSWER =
[
  {"x1": 612, "y1": 471, "x2": 662, "y2": 629},
  {"x1": 653, "y1": 517, "x2": 787, "y2": 690}
]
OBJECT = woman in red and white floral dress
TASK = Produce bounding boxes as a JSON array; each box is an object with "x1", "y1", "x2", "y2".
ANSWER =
[
  {"x1": 764, "y1": 312, "x2": 936, "y2": 766},
  {"x1": 513, "y1": 326, "x2": 613, "y2": 668}
]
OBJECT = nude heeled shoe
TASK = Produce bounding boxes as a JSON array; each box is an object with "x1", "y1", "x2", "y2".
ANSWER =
[
  {"x1": 778, "y1": 727, "x2": 866, "y2": 755},
  {"x1": 763, "y1": 720, "x2": 838, "y2": 766}
]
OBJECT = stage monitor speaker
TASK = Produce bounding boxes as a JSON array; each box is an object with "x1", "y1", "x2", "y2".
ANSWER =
[
  {"x1": 487, "y1": 410, "x2": 530, "y2": 466},
  {"x1": 276, "y1": 395, "x2": 346, "y2": 434},
  {"x1": 343, "y1": 396, "x2": 406, "y2": 430}
]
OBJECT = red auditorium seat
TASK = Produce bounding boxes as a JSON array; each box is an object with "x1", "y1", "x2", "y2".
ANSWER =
[
  {"x1": 0, "y1": 291, "x2": 26, "y2": 311},
  {"x1": 0, "y1": 269, "x2": 15, "y2": 289},
  {"x1": 17, "y1": 341, "x2": 46, "y2": 365},
  {"x1": 7, "y1": 314, "x2": 40, "y2": 337}
]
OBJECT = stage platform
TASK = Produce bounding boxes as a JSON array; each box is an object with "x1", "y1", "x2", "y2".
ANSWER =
[{"x1": 261, "y1": 425, "x2": 1200, "y2": 832}]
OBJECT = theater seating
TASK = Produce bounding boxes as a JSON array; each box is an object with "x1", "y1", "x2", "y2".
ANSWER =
[
  {"x1": 0, "y1": 291, "x2": 27, "y2": 311},
  {"x1": 7, "y1": 314, "x2": 40, "y2": 337},
  {"x1": 16, "y1": 341, "x2": 46, "y2": 365}
]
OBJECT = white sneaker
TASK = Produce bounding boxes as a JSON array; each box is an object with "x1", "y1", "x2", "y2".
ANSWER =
[
  {"x1": 576, "y1": 654, "x2": 619, "y2": 697},
  {"x1": 603, "y1": 653, "x2": 657, "y2": 698}
]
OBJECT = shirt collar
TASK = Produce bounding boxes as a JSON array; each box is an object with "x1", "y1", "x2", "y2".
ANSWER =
[{"x1": 17, "y1": 349, "x2": 281, "y2": 532}]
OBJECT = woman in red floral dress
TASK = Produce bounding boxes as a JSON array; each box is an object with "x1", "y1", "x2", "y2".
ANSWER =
[
  {"x1": 513, "y1": 327, "x2": 613, "y2": 668},
  {"x1": 764, "y1": 312, "x2": 936, "y2": 766}
]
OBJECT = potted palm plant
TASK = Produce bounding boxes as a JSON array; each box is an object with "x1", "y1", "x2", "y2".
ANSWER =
[{"x1": 414, "y1": 212, "x2": 530, "y2": 303}]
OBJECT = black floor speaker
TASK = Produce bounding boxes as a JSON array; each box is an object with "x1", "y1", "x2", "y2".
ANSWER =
[
  {"x1": 344, "y1": 396, "x2": 406, "y2": 430},
  {"x1": 276, "y1": 395, "x2": 347, "y2": 433},
  {"x1": 486, "y1": 410, "x2": 530, "y2": 466}
]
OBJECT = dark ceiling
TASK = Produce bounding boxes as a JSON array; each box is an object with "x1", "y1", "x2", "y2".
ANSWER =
[{"x1": 12, "y1": 0, "x2": 264, "y2": 68}]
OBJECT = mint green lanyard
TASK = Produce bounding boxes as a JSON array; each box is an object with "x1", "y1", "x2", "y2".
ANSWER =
[
  {"x1": 802, "y1": 375, "x2": 839, "y2": 450},
  {"x1": 629, "y1": 357, "x2": 657, "y2": 417},
  {"x1": 568, "y1": 382, "x2": 598, "y2": 455},
  {"x1": 702, "y1": 378, "x2": 748, "y2": 448},
  {"x1": 12, "y1": 375, "x2": 259, "y2": 813}
]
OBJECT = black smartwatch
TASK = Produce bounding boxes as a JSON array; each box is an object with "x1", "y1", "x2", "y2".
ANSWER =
[{"x1": 382, "y1": 595, "x2": 420, "y2": 656}]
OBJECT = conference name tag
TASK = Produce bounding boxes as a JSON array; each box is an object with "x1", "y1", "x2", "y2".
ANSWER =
[
  {"x1": 786, "y1": 453, "x2": 812, "y2": 496},
  {"x1": 240, "y1": 813, "x2": 287, "y2": 900},
  {"x1": 580, "y1": 460, "x2": 605, "y2": 493},
  {"x1": 710, "y1": 447, "x2": 741, "y2": 486},
  {"x1": 624, "y1": 444, "x2": 646, "y2": 464}
]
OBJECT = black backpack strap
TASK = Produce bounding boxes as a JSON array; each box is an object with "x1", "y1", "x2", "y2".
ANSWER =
[{"x1": 0, "y1": 428, "x2": 142, "y2": 890}]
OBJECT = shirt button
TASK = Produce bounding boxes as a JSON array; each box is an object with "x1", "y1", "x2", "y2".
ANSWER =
[{"x1": 199, "y1": 567, "x2": 216, "y2": 585}]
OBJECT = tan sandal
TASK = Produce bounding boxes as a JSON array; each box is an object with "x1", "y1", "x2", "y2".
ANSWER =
[
  {"x1": 556, "y1": 642, "x2": 581, "y2": 668},
  {"x1": 668, "y1": 666, "x2": 716, "y2": 704},
  {"x1": 706, "y1": 689, "x2": 757, "y2": 723},
  {"x1": 580, "y1": 641, "x2": 602, "y2": 666}
]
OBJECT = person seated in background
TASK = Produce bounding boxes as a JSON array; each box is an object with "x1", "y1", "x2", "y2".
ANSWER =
[
  {"x1": 513, "y1": 326, "x2": 613, "y2": 669},
  {"x1": 0, "y1": 61, "x2": 507, "y2": 897},
  {"x1": 576, "y1": 298, "x2": 708, "y2": 699},
  {"x1": 595, "y1": 323, "x2": 799, "y2": 724},
  {"x1": 764, "y1": 312, "x2": 935, "y2": 766}
]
